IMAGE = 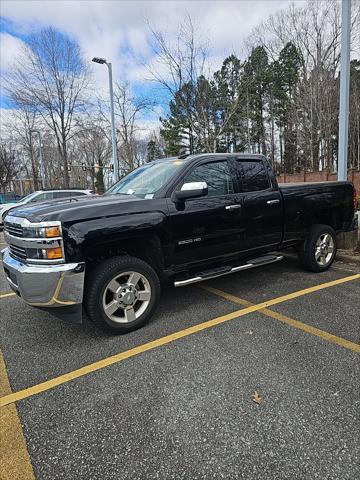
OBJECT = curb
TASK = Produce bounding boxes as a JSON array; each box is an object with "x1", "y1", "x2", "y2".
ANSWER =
[{"x1": 336, "y1": 251, "x2": 360, "y2": 265}]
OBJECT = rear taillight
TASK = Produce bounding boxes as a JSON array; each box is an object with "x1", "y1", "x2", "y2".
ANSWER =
[{"x1": 354, "y1": 189, "x2": 358, "y2": 211}]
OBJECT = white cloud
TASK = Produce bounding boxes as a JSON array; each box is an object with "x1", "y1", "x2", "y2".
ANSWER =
[
  {"x1": 0, "y1": 33, "x2": 26, "y2": 71},
  {"x1": 1, "y1": 0, "x2": 307, "y2": 130},
  {"x1": 0, "y1": 107, "x2": 21, "y2": 140},
  {"x1": 1, "y1": 1, "x2": 305, "y2": 79}
]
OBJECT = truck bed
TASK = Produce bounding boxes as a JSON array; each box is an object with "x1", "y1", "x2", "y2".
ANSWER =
[{"x1": 279, "y1": 180, "x2": 355, "y2": 244}]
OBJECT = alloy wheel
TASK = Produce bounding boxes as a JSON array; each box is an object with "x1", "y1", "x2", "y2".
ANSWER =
[
  {"x1": 102, "y1": 271, "x2": 152, "y2": 323},
  {"x1": 315, "y1": 233, "x2": 335, "y2": 266}
]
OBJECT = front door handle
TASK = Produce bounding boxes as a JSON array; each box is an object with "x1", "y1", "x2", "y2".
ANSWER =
[
  {"x1": 267, "y1": 199, "x2": 280, "y2": 205},
  {"x1": 225, "y1": 204, "x2": 242, "y2": 211}
]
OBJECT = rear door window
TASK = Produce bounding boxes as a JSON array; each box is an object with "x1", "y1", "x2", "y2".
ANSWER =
[
  {"x1": 43, "y1": 192, "x2": 54, "y2": 201},
  {"x1": 53, "y1": 191, "x2": 72, "y2": 199},
  {"x1": 237, "y1": 160, "x2": 270, "y2": 192}
]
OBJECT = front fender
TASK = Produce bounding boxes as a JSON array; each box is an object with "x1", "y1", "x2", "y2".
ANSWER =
[{"x1": 62, "y1": 210, "x2": 170, "y2": 263}]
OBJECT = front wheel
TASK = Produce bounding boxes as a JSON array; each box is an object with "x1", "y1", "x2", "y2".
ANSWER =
[
  {"x1": 298, "y1": 224, "x2": 337, "y2": 272},
  {"x1": 84, "y1": 256, "x2": 161, "y2": 334}
]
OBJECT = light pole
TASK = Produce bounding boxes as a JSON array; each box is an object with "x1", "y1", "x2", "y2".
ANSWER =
[
  {"x1": 30, "y1": 129, "x2": 45, "y2": 189},
  {"x1": 337, "y1": 0, "x2": 351, "y2": 181},
  {"x1": 92, "y1": 57, "x2": 119, "y2": 183}
]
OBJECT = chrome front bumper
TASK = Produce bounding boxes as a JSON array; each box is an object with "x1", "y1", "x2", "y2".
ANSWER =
[{"x1": 1, "y1": 248, "x2": 85, "y2": 307}]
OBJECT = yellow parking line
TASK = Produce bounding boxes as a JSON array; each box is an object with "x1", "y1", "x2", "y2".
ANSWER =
[
  {"x1": 0, "y1": 293, "x2": 16, "y2": 299},
  {"x1": 202, "y1": 285, "x2": 360, "y2": 353},
  {"x1": 0, "y1": 352, "x2": 35, "y2": 479},
  {"x1": 0, "y1": 273, "x2": 359, "y2": 408}
]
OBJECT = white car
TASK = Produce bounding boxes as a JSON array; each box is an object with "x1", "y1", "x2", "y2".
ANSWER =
[{"x1": 0, "y1": 189, "x2": 94, "y2": 226}]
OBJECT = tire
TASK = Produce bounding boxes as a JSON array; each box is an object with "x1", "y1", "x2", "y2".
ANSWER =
[
  {"x1": 84, "y1": 256, "x2": 161, "y2": 334},
  {"x1": 298, "y1": 224, "x2": 337, "y2": 272}
]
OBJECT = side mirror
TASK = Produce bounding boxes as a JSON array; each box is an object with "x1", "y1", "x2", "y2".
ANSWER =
[{"x1": 171, "y1": 181, "x2": 208, "y2": 203}]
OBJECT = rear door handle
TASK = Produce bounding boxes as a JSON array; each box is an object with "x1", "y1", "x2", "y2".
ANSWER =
[
  {"x1": 267, "y1": 199, "x2": 280, "y2": 205},
  {"x1": 225, "y1": 204, "x2": 242, "y2": 211}
]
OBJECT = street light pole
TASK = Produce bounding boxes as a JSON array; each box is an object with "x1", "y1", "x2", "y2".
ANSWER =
[
  {"x1": 92, "y1": 57, "x2": 119, "y2": 183},
  {"x1": 107, "y1": 62, "x2": 119, "y2": 183},
  {"x1": 30, "y1": 129, "x2": 46, "y2": 189},
  {"x1": 337, "y1": 0, "x2": 351, "y2": 181}
]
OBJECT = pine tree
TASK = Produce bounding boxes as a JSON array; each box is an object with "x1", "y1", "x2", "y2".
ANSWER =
[
  {"x1": 242, "y1": 46, "x2": 269, "y2": 155},
  {"x1": 212, "y1": 55, "x2": 247, "y2": 152},
  {"x1": 146, "y1": 139, "x2": 162, "y2": 162},
  {"x1": 160, "y1": 82, "x2": 195, "y2": 155},
  {"x1": 269, "y1": 42, "x2": 302, "y2": 173}
]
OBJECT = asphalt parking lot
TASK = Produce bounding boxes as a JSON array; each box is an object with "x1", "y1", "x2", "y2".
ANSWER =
[{"x1": 0, "y1": 233, "x2": 359, "y2": 480}]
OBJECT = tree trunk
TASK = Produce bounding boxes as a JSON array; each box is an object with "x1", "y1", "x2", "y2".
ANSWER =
[{"x1": 61, "y1": 135, "x2": 70, "y2": 187}]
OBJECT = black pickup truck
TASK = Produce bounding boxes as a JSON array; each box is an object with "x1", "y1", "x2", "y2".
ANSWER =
[{"x1": 1, "y1": 154, "x2": 357, "y2": 334}]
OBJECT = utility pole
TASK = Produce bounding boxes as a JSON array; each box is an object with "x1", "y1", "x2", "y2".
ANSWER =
[
  {"x1": 30, "y1": 130, "x2": 46, "y2": 189},
  {"x1": 337, "y1": 0, "x2": 351, "y2": 181},
  {"x1": 92, "y1": 57, "x2": 119, "y2": 183}
]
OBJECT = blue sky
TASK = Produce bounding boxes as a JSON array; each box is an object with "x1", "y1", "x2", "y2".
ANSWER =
[{"x1": 0, "y1": 0, "x2": 300, "y2": 129}]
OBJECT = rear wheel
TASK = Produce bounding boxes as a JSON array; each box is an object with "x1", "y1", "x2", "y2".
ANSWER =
[
  {"x1": 298, "y1": 224, "x2": 337, "y2": 272},
  {"x1": 85, "y1": 256, "x2": 161, "y2": 334}
]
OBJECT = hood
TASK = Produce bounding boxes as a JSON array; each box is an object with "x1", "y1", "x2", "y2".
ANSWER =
[
  {"x1": 6, "y1": 194, "x2": 152, "y2": 224},
  {"x1": 0, "y1": 202, "x2": 18, "y2": 211}
]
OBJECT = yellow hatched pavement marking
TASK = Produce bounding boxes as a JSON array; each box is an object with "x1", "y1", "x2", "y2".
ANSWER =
[
  {"x1": 0, "y1": 273, "x2": 359, "y2": 408},
  {"x1": 0, "y1": 352, "x2": 35, "y2": 479},
  {"x1": 202, "y1": 282, "x2": 360, "y2": 353}
]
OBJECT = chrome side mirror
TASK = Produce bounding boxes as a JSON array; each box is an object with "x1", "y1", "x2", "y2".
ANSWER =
[{"x1": 171, "y1": 182, "x2": 208, "y2": 203}]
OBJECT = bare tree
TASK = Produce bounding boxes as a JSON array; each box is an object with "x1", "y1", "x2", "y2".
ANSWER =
[
  {"x1": 148, "y1": 15, "x2": 209, "y2": 153},
  {"x1": 115, "y1": 83, "x2": 154, "y2": 171},
  {"x1": 98, "y1": 83, "x2": 153, "y2": 172},
  {"x1": 0, "y1": 144, "x2": 18, "y2": 192},
  {"x1": 4, "y1": 27, "x2": 90, "y2": 187},
  {"x1": 5, "y1": 107, "x2": 40, "y2": 189},
  {"x1": 72, "y1": 118, "x2": 111, "y2": 192},
  {"x1": 247, "y1": 0, "x2": 359, "y2": 171},
  {"x1": 148, "y1": 15, "x2": 208, "y2": 96}
]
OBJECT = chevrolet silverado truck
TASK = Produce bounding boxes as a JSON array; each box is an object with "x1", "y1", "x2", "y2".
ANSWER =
[{"x1": 1, "y1": 154, "x2": 357, "y2": 334}]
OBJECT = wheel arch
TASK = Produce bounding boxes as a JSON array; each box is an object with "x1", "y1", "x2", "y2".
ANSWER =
[{"x1": 83, "y1": 233, "x2": 166, "y2": 276}]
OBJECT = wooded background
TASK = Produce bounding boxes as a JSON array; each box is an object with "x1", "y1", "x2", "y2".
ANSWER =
[{"x1": 1, "y1": 0, "x2": 359, "y2": 194}]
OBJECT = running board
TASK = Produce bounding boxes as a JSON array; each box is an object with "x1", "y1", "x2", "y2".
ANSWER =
[{"x1": 174, "y1": 255, "x2": 284, "y2": 287}]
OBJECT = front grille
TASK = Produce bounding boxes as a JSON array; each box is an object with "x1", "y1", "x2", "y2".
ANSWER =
[
  {"x1": 4, "y1": 223, "x2": 24, "y2": 237},
  {"x1": 9, "y1": 245, "x2": 27, "y2": 261}
]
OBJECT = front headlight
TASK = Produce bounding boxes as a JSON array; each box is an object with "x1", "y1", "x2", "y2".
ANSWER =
[
  {"x1": 44, "y1": 247, "x2": 63, "y2": 260},
  {"x1": 44, "y1": 226, "x2": 61, "y2": 238},
  {"x1": 21, "y1": 225, "x2": 62, "y2": 239},
  {"x1": 4, "y1": 217, "x2": 65, "y2": 264}
]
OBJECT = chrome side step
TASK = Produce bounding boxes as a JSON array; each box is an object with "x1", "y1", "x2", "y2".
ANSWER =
[{"x1": 174, "y1": 255, "x2": 284, "y2": 287}]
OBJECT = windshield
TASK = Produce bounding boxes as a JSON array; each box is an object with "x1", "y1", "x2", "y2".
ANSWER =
[
  {"x1": 105, "y1": 160, "x2": 184, "y2": 198},
  {"x1": 17, "y1": 192, "x2": 39, "y2": 203}
]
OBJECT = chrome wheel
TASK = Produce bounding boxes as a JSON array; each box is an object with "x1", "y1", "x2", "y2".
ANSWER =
[
  {"x1": 102, "y1": 271, "x2": 152, "y2": 323},
  {"x1": 315, "y1": 233, "x2": 334, "y2": 266}
]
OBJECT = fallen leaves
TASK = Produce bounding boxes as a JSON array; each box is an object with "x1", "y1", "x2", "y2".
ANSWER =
[{"x1": 252, "y1": 391, "x2": 262, "y2": 405}]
